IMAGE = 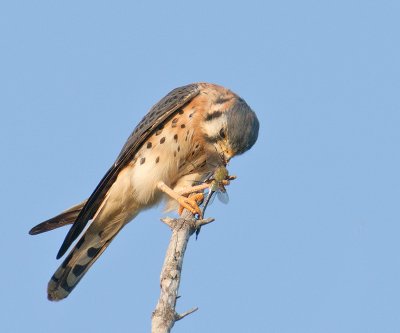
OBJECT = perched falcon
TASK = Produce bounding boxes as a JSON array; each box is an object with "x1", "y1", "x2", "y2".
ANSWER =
[{"x1": 29, "y1": 82, "x2": 259, "y2": 301}]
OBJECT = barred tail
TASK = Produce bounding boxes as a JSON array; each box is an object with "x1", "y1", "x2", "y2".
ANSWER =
[{"x1": 47, "y1": 226, "x2": 121, "y2": 301}]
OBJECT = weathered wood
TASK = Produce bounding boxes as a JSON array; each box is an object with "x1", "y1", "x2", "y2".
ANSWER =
[{"x1": 151, "y1": 212, "x2": 214, "y2": 333}]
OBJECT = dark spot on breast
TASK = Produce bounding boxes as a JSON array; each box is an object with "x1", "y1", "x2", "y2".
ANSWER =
[
  {"x1": 171, "y1": 118, "x2": 179, "y2": 128},
  {"x1": 177, "y1": 145, "x2": 180, "y2": 152},
  {"x1": 174, "y1": 134, "x2": 178, "y2": 142},
  {"x1": 174, "y1": 151, "x2": 177, "y2": 157},
  {"x1": 147, "y1": 142, "x2": 152, "y2": 149},
  {"x1": 195, "y1": 143, "x2": 200, "y2": 149},
  {"x1": 180, "y1": 124, "x2": 186, "y2": 128},
  {"x1": 140, "y1": 157, "x2": 146, "y2": 165},
  {"x1": 155, "y1": 156, "x2": 160, "y2": 163},
  {"x1": 178, "y1": 109, "x2": 184, "y2": 114},
  {"x1": 160, "y1": 137, "x2": 166, "y2": 144},
  {"x1": 188, "y1": 108, "x2": 196, "y2": 118}
]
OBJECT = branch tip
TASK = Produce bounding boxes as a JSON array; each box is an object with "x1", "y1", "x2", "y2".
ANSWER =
[
  {"x1": 175, "y1": 307, "x2": 199, "y2": 321},
  {"x1": 196, "y1": 217, "x2": 215, "y2": 227},
  {"x1": 160, "y1": 217, "x2": 175, "y2": 228}
]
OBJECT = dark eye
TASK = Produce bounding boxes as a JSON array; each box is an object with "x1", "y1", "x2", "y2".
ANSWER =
[{"x1": 219, "y1": 128, "x2": 226, "y2": 139}]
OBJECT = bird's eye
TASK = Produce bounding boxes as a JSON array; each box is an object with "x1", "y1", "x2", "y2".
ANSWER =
[{"x1": 219, "y1": 128, "x2": 226, "y2": 139}]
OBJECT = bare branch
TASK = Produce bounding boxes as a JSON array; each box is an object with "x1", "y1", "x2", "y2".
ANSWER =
[
  {"x1": 151, "y1": 211, "x2": 212, "y2": 333},
  {"x1": 160, "y1": 217, "x2": 176, "y2": 229},
  {"x1": 196, "y1": 217, "x2": 215, "y2": 227},
  {"x1": 152, "y1": 174, "x2": 235, "y2": 332},
  {"x1": 161, "y1": 217, "x2": 215, "y2": 230},
  {"x1": 175, "y1": 307, "x2": 199, "y2": 321}
]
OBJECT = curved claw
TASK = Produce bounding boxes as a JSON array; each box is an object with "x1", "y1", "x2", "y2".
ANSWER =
[{"x1": 177, "y1": 193, "x2": 204, "y2": 218}]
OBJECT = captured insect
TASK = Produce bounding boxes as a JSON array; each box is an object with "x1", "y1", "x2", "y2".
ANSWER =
[
  {"x1": 196, "y1": 166, "x2": 234, "y2": 238},
  {"x1": 202, "y1": 166, "x2": 230, "y2": 215}
]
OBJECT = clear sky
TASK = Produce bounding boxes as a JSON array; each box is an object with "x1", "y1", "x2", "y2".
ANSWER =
[{"x1": 1, "y1": 1, "x2": 400, "y2": 332}]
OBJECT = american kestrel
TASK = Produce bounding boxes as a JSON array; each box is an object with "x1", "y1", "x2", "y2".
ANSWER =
[{"x1": 30, "y1": 82, "x2": 259, "y2": 301}]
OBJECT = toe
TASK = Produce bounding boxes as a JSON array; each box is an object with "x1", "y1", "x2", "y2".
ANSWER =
[{"x1": 177, "y1": 197, "x2": 202, "y2": 218}]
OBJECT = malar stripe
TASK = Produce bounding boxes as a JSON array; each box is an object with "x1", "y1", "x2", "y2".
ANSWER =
[{"x1": 204, "y1": 111, "x2": 223, "y2": 121}]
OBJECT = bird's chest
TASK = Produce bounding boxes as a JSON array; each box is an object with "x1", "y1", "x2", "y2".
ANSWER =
[{"x1": 127, "y1": 114, "x2": 204, "y2": 205}]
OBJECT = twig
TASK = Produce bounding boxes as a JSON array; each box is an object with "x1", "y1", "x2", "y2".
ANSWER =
[
  {"x1": 175, "y1": 307, "x2": 199, "y2": 321},
  {"x1": 151, "y1": 211, "x2": 215, "y2": 333}
]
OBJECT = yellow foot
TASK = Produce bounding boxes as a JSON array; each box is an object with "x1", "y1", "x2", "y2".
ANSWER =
[{"x1": 177, "y1": 193, "x2": 204, "y2": 218}]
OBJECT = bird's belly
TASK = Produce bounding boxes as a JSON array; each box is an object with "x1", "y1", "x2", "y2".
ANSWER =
[
  {"x1": 127, "y1": 138, "x2": 190, "y2": 206},
  {"x1": 105, "y1": 113, "x2": 205, "y2": 216}
]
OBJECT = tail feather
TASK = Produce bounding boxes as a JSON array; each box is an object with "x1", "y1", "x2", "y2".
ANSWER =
[
  {"x1": 29, "y1": 200, "x2": 87, "y2": 235},
  {"x1": 45, "y1": 173, "x2": 140, "y2": 301},
  {"x1": 47, "y1": 226, "x2": 121, "y2": 301}
]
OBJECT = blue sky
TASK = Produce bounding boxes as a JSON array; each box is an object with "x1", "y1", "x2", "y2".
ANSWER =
[{"x1": 1, "y1": 1, "x2": 400, "y2": 332}]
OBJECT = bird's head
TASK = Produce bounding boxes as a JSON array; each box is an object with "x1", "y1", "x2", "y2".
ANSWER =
[{"x1": 201, "y1": 97, "x2": 259, "y2": 163}]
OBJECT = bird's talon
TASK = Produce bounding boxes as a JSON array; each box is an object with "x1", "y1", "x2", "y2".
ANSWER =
[{"x1": 177, "y1": 194, "x2": 204, "y2": 219}]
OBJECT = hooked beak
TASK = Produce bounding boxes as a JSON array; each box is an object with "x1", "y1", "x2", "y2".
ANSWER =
[{"x1": 224, "y1": 148, "x2": 234, "y2": 163}]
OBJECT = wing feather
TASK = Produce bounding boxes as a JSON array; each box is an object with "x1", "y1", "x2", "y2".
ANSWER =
[
  {"x1": 56, "y1": 83, "x2": 200, "y2": 259},
  {"x1": 29, "y1": 200, "x2": 87, "y2": 235}
]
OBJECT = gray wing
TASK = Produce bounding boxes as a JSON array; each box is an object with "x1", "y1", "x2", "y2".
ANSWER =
[{"x1": 56, "y1": 83, "x2": 200, "y2": 259}]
